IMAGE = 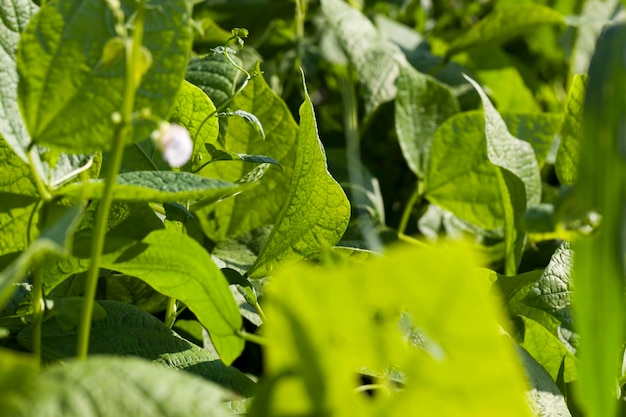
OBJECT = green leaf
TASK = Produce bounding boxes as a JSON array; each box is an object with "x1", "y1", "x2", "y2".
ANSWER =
[
  {"x1": 17, "y1": 0, "x2": 192, "y2": 153},
  {"x1": 446, "y1": 5, "x2": 565, "y2": 57},
  {"x1": 516, "y1": 345, "x2": 572, "y2": 417},
  {"x1": 103, "y1": 274, "x2": 168, "y2": 313},
  {"x1": 59, "y1": 171, "x2": 240, "y2": 203},
  {"x1": 556, "y1": 74, "x2": 587, "y2": 185},
  {"x1": 4, "y1": 357, "x2": 235, "y2": 417},
  {"x1": 502, "y1": 113, "x2": 563, "y2": 168},
  {"x1": 253, "y1": 244, "x2": 532, "y2": 416},
  {"x1": 0, "y1": 348, "x2": 38, "y2": 404},
  {"x1": 0, "y1": 194, "x2": 40, "y2": 257},
  {"x1": 228, "y1": 110, "x2": 265, "y2": 139},
  {"x1": 0, "y1": 0, "x2": 38, "y2": 162},
  {"x1": 465, "y1": 75, "x2": 541, "y2": 273},
  {"x1": 496, "y1": 242, "x2": 576, "y2": 355},
  {"x1": 18, "y1": 300, "x2": 256, "y2": 396},
  {"x1": 394, "y1": 63, "x2": 459, "y2": 177},
  {"x1": 516, "y1": 316, "x2": 577, "y2": 384},
  {"x1": 169, "y1": 80, "x2": 220, "y2": 172},
  {"x1": 573, "y1": 23, "x2": 626, "y2": 417},
  {"x1": 247, "y1": 76, "x2": 350, "y2": 278},
  {"x1": 0, "y1": 137, "x2": 37, "y2": 196},
  {"x1": 196, "y1": 63, "x2": 297, "y2": 242},
  {"x1": 464, "y1": 75, "x2": 541, "y2": 207},
  {"x1": 0, "y1": 204, "x2": 83, "y2": 308},
  {"x1": 186, "y1": 51, "x2": 239, "y2": 109},
  {"x1": 425, "y1": 112, "x2": 502, "y2": 230},
  {"x1": 43, "y1": 229, "x2": 244, "y2": 365},
  {"x1": 321, "y1": 0, "x2": 406, "y2": 116}
]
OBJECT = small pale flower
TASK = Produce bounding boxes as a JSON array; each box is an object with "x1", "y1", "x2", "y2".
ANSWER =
[{"x1": 151, "y1": 122, "x2": 193, "y2": 168}]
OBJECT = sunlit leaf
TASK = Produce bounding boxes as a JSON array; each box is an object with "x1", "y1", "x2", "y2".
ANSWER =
[{"x1": 247, "y1": 76, "x2": 350, "y2": 278}]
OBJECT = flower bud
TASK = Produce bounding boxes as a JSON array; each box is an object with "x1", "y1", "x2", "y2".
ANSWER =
[{"x1": 151, "y1": 122, "x2": 193, "y2": 168}]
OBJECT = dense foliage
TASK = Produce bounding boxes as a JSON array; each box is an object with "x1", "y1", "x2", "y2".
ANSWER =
[{"x1": 0, "y1": 0, "x2": 624, "y2": 416}]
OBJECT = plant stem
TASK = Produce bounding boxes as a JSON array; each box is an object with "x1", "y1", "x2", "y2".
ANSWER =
[
  {"x1": 236, "y1": 329, "x2": 268, "y2": 346},
  {"x1": 164, "y1": 298, "x2": 177, "y2": 328},
  {"x1": 255, "y1": 302, "x2": 267, "y2": 322},
  {"x1": 338, "y1": 74, "x2": 383, "y2": 252},
  {"x1": 27, "y1": 149, "x2": 52, "y2": 202},
  {"x1": 398, "y1": 179, "x2": 423, "y2": 235},
  {"x1": 76, "y1": 3, "x2": 146, "y2": 360},
  {"x1": 31, "y1": 262, "x2": 44, "y2": 370}
]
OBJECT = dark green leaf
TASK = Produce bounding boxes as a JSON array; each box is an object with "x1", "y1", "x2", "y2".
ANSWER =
[
  {"x1": 19, "y1": 300, "x2": 255, "y2": 396},
  {"x1": 395, "y1": 63, "x2": 459, "y2": 177},
  {"x1": 187, "y1": 53, "x2": 240, "y2": 109},
  {"x1": 4, "y1": 357, "x2": 235, "y2": 417},
  {"x1": 59, "y1": 171, "x2": 240, "y2": 203},
  {"x1": 446, "y1": 5, "x2": 565, "y2": 57}
]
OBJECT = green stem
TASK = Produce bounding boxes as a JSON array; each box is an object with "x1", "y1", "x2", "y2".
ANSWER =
[
  {"x1": 164, "y1": 298, "x2": 177, "y2": 328},
  {"x1": 236, "y1": 329, "x2": 268, "y2": 346},
  {"x1": 255, "y1": 302, "x2": 267, "y2": 323},
  {"x1": 76, "y1": 3, "x2": 146, "y2": 360},
  {"x1": 398, "y1": 180, "x2": 423, "y2": 235},
  {"x1": 31, "y1": 262, "x2": 44, "y2": 370},
  {"x1": 338, "y1": 74, "x2": 382, "y2": 252},
  {"x1": 27, "y1": 149, "x2": 52, "y2": 201}
]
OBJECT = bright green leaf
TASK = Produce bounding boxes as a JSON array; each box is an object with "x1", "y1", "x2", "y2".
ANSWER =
[
  {"x1": 0, "y1": 137, "x2": 37, "y2": 196},
  {"x1": 0, "y1": 194, "x2": 40, "y2": 257},
  {"x1": 18, "y1": 300, "x2": 255, "y2": 396},
  {"x1": 425, "y1": 112, "x2": 502, "y2": 231},
  {"x1": 169, "y1": 81, "x2": 220, "y2": 172},
  {"x1": 321, "y1": 0, "x2": 406, "y2": 116},
  {"x1": 196, "y1": 63, "x2": 297, "y2": 242},
  {"x1": 516, "y1": 345, "x2": 572, "y2": 417},
  {"x1": 17, "y1": 0, "x2": 192, "y2": 153},
  {"x1": 0, "y1": 204, "x2": 83, "y2": 308},
  {"x1": 59, "y1": 171, "x2": 240, "y2": 203},
  {"x1": 496, "y1": 242, "x2": 576, "y2": 354},
  {"x1": 253, "y1": 244, "x2": 532, "y2": 416},
  {"x1": 247, "y1": 77, "x2": 350, "y2": 278},
  {"x1": 516, "y1": 316, "x2": 577, "y2": 384},
  {"x1": 556, "y1": 74, "x2": 587, "y2": 185},
  {"x1": 446, "y1": 5, "x2": 565, "y2": 57},
  {"x1": 4, "y1": 357, "x2": 234, "y2": 417},
  {"x1": 395, "y1": 63, "x2": 459, "y2": 177},
  {"x1": 0, "y1": 0, "x2": 38, "y2": 162},
  {"x1": 43, "y1": 230, "x2": 244, "y2": 365},
  {"x1": 574, "y1": 23, "x2": 626, "y2": 417}
]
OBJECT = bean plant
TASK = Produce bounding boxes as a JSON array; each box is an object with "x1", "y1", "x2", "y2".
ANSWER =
[{"x1": 0, "y1": 0, "x2": 624, "y2": 416}]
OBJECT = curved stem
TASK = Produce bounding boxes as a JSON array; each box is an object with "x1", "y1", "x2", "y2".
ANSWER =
[
  {"x1": 76, "y1": 3, "x2": 146, "y2": 360},
  {"x1": 27, "y1": 149, "x2": 52, "y2": 201},
  {"x1": 236, "y1": 329, "x2": 268, "y2": 346},
  {"x1": 398, "y1": 179, "x2": 423, "y2": 235},
  {"x1": 255, "y1": 302, "x2": 267, "y2": 323}
]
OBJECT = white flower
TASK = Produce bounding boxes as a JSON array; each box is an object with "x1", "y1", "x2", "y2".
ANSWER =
[{"x1": 151, "y1": 122, "x2": 193, "y2": 168}]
